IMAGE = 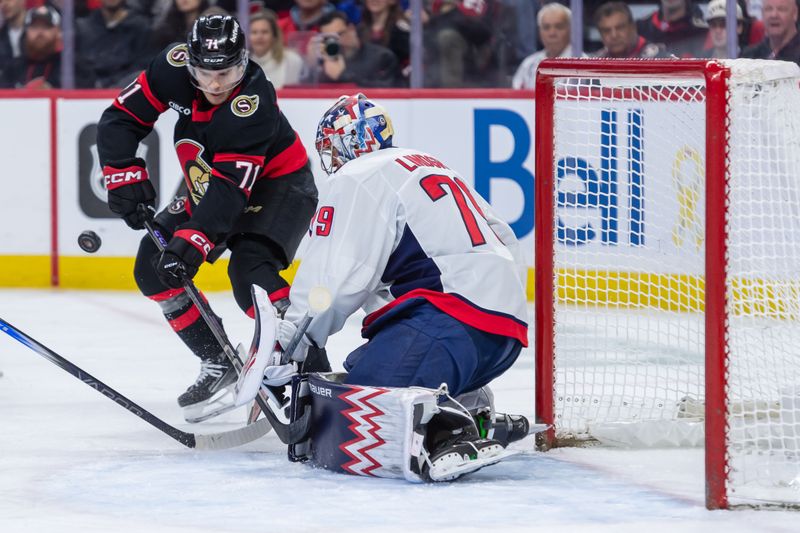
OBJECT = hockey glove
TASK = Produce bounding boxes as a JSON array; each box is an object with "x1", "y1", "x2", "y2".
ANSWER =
[
  {"x1": 156, "y1": 228, "x2": 214, "y2": 289},
  {"x1": 262, "y1": 348, "x2": 298, "y2": 387},
  {"x1": 104, "y1": 157, "x2": 156, "y2": 230},
  {"x1": 276, "y1": 318, "x2": 312, "y2": 363}
]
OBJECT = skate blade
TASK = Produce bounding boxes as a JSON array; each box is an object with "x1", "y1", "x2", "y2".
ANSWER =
[
  {"x1": 428, "y1": 447, "x2": 519, "y2": 482},
  {"x1": 183, "y1": 386, "x2": 238, "y2": 424}
]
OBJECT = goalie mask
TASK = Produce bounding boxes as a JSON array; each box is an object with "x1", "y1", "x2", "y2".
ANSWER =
[
  {"x1": 187, "y1": 15, "x2": 248, "y2": 95},
  {"x1": 315, "y1": 93, "x2": 394, "y2": 175}
]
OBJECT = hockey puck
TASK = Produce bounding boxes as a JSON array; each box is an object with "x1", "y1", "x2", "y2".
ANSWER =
[{"x1": 78, "y1": 230, "x2": 102, "y2": 253}]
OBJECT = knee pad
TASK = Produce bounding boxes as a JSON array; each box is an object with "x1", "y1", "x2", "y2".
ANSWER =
[{"x1": 301, "y1": 372, "x2": 443, "y2": 482}]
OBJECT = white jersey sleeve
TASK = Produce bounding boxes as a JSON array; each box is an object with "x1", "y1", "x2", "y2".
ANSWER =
[{"x1": 285, "y1": 170, "x2": 399, "y2": 347}]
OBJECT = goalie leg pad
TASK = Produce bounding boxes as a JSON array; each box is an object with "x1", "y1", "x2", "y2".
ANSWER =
[
  {"x1": 307, "y1": 372, "x2": 439, "y2": 482},
  {"x1": 304, "y1": 374, "x2": 521, "y2": 482}
]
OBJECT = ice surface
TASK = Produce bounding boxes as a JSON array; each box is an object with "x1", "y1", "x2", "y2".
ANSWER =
[{"x1": 1, "y1": 290, "x2": 798, "y2": 532}]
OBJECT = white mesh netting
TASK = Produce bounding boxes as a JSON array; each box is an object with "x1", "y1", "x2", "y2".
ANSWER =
[{"x1": 545, "y1": 59, "x2": 800, "y2": 507}]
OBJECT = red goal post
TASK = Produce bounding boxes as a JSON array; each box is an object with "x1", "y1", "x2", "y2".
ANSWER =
[{"x1": 534, "y1": 58, "x2": 800, "y2": 510}]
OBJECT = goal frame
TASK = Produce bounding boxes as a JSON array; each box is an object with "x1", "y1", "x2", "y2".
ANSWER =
[{"x1": 534, "y1": 59, "x2": 731, "y2": 510}]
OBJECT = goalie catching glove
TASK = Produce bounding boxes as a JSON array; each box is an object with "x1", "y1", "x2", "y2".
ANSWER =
[{"x1": 104, "y1": 157, "x2": 155, "y2": 230}]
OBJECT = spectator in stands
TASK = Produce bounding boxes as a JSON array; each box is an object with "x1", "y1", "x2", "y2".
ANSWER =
[
  {"x1": 303, "y1": 10, "x2": 397, "y2": 86},
  {"x1": 512, "y1": 2, "x2": 573, "y2": 90},
  {"x1": 702, "y1": 0, "x2": 744, "y2": 58},
  {"x1": 0, "y1": 0, "x2": 26, "y2": 79},
  {"x1": 279, "y1": 0, "x2": 335, "y2": 55},
  {"x1": 4, "y1": 5, "x2": 61, "y2": 88},
  {"x1": 700, "y1": 0, "x2": 764, "y2": 55},
  {"x1": 150, "y1": 0, "x2": 209, "y2": 52},
  {"x1": 126, "y1": 0, "x2": 171, "y2": 23},
  {"x1": 637, "y1": 0, "x2": 707, "y2": 57},
  {"x1": 738, "y1": 0, "x2": 766, "y2": 49},
  {"x1": 358, "y1": 0, "x2": 409, "y2": 83},
  {"x1": 423, "y1": 0, "x2": 493, "y2": 87},
  {"x1": 199, "y1": 5, "x2": 230, "y2": 17},
  {"x1": 594, "y1": 1, "x2": 666, "y2": 58},
  {"x1": 75, "y1": 0, "x2": 152, "y2": 88},
  {"x1": 216, "y1": 0, "x2": 294, "y2": 19},
  {"x1": 502, "y1": 0, "x2": 539, "y2": 66},
  {"x1": 250, "y1": 8, "x2": 304, "y2": 88},
  {"x1": 741, "y1": 0, "x2": 800, "y2": 64},
  {"x1": 747, "y1": 0, "x2": 764, "y2": 19}
]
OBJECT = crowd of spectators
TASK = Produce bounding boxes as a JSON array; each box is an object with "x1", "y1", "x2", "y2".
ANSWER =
[{"x1": 0, "y1": 0, "x2": 798, "y2": 90}]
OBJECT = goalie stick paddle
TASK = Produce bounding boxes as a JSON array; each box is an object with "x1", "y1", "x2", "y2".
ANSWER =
[
  {"x1": 141, "y1": 208, "x2": 312, "y2": 445},
  {"x1": 0, "y1": 318, "x2": 272, "y2": 450}
]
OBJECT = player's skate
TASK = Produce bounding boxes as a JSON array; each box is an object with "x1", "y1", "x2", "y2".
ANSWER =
[{"x1": 179, "y1": 353, "x2": 238, "y2": 423}]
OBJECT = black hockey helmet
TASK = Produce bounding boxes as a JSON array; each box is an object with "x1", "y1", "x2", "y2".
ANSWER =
[
  {"x1": 186, "y1": 15, "x2": 248, "y2": 94},
  {"x1": 187, "y1": 15, "x2": 247, "y2": 70}
]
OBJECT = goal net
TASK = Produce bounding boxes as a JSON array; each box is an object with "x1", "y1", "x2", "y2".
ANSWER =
[{"x1": 534, "y1": 59, "x2": 800, "y2": 509}]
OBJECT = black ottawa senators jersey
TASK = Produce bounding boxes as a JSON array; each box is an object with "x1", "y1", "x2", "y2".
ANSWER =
[{"x1": 97, "y1": 43, "x2": 308, "y2": 241}]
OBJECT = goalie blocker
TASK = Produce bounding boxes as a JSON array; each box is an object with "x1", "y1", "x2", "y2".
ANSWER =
[{"x1": 288, "y1": 373, "x2": 536, "y2": 482}]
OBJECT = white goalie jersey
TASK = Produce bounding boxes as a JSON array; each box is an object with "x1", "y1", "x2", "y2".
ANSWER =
[{"x1": 286, "y1": 147, "x2": 529, "y2": 347}]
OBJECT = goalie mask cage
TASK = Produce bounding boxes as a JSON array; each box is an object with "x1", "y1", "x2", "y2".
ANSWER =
[{"x1": 534, "y1": 59, "x2": 800, "y2": 510}]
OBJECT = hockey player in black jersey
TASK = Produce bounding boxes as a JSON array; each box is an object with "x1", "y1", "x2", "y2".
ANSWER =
[{"x1": 97, "y1": 15, "x2": 329, "y2": 423}]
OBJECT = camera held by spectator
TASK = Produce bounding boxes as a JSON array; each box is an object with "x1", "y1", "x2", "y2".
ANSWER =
[
  {"x1": 322, "y1": 34, "x2": 341, "y2": 57},
  {"x1": 303, "y1": 10, "x2": 398, "y2": 87}
]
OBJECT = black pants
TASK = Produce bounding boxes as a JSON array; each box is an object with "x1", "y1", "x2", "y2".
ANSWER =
[
  {"x1": 135, "y1": 163, "x2": 318, "y2": 311},
  {"x1": 132, "y1": 164, "x2": 318, "y2": 362}
]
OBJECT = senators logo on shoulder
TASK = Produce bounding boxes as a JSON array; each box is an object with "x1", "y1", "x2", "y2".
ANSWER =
[
  {"x1": 167, "y1": 44, "x2": 189, "y2": 67},
  {"x1": 231, "y1": 95, "x2": 259, "y2": 117}
]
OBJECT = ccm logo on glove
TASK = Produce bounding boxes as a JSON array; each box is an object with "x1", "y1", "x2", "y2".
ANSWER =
[
  {"x1": 174, "y1": 229, "x2": 213, "y2": 260},
  {"x1": 103, "y1": 165, "x2": 148, "y2": 189}
]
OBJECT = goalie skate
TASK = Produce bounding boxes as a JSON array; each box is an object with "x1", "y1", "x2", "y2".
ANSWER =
[
  {"x1": 424, "y1": 438, "x2": 519, "y2": 482},
  {"x1": 179, "y1": 355, "x2": 238, "y2": 424}
]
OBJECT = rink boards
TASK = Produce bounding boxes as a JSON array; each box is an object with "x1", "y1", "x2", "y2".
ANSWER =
[
  {"x1": 0, "y1": 89, "x2": 535, "y2": 291},
  {"x1": 3, "y1": 87, "x2": 794, "y2": 310}
]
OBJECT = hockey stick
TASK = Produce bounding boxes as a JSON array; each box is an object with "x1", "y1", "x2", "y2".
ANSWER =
[
  {"x1": 280, "y1": 286, "x2": 332, "y2": 365},
  {"x1": 0, "y1": 318, "x2": 271, "y2": 450},
  {"x1": 141, "y1": 207, "x2": 311, "y2": 445}
]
